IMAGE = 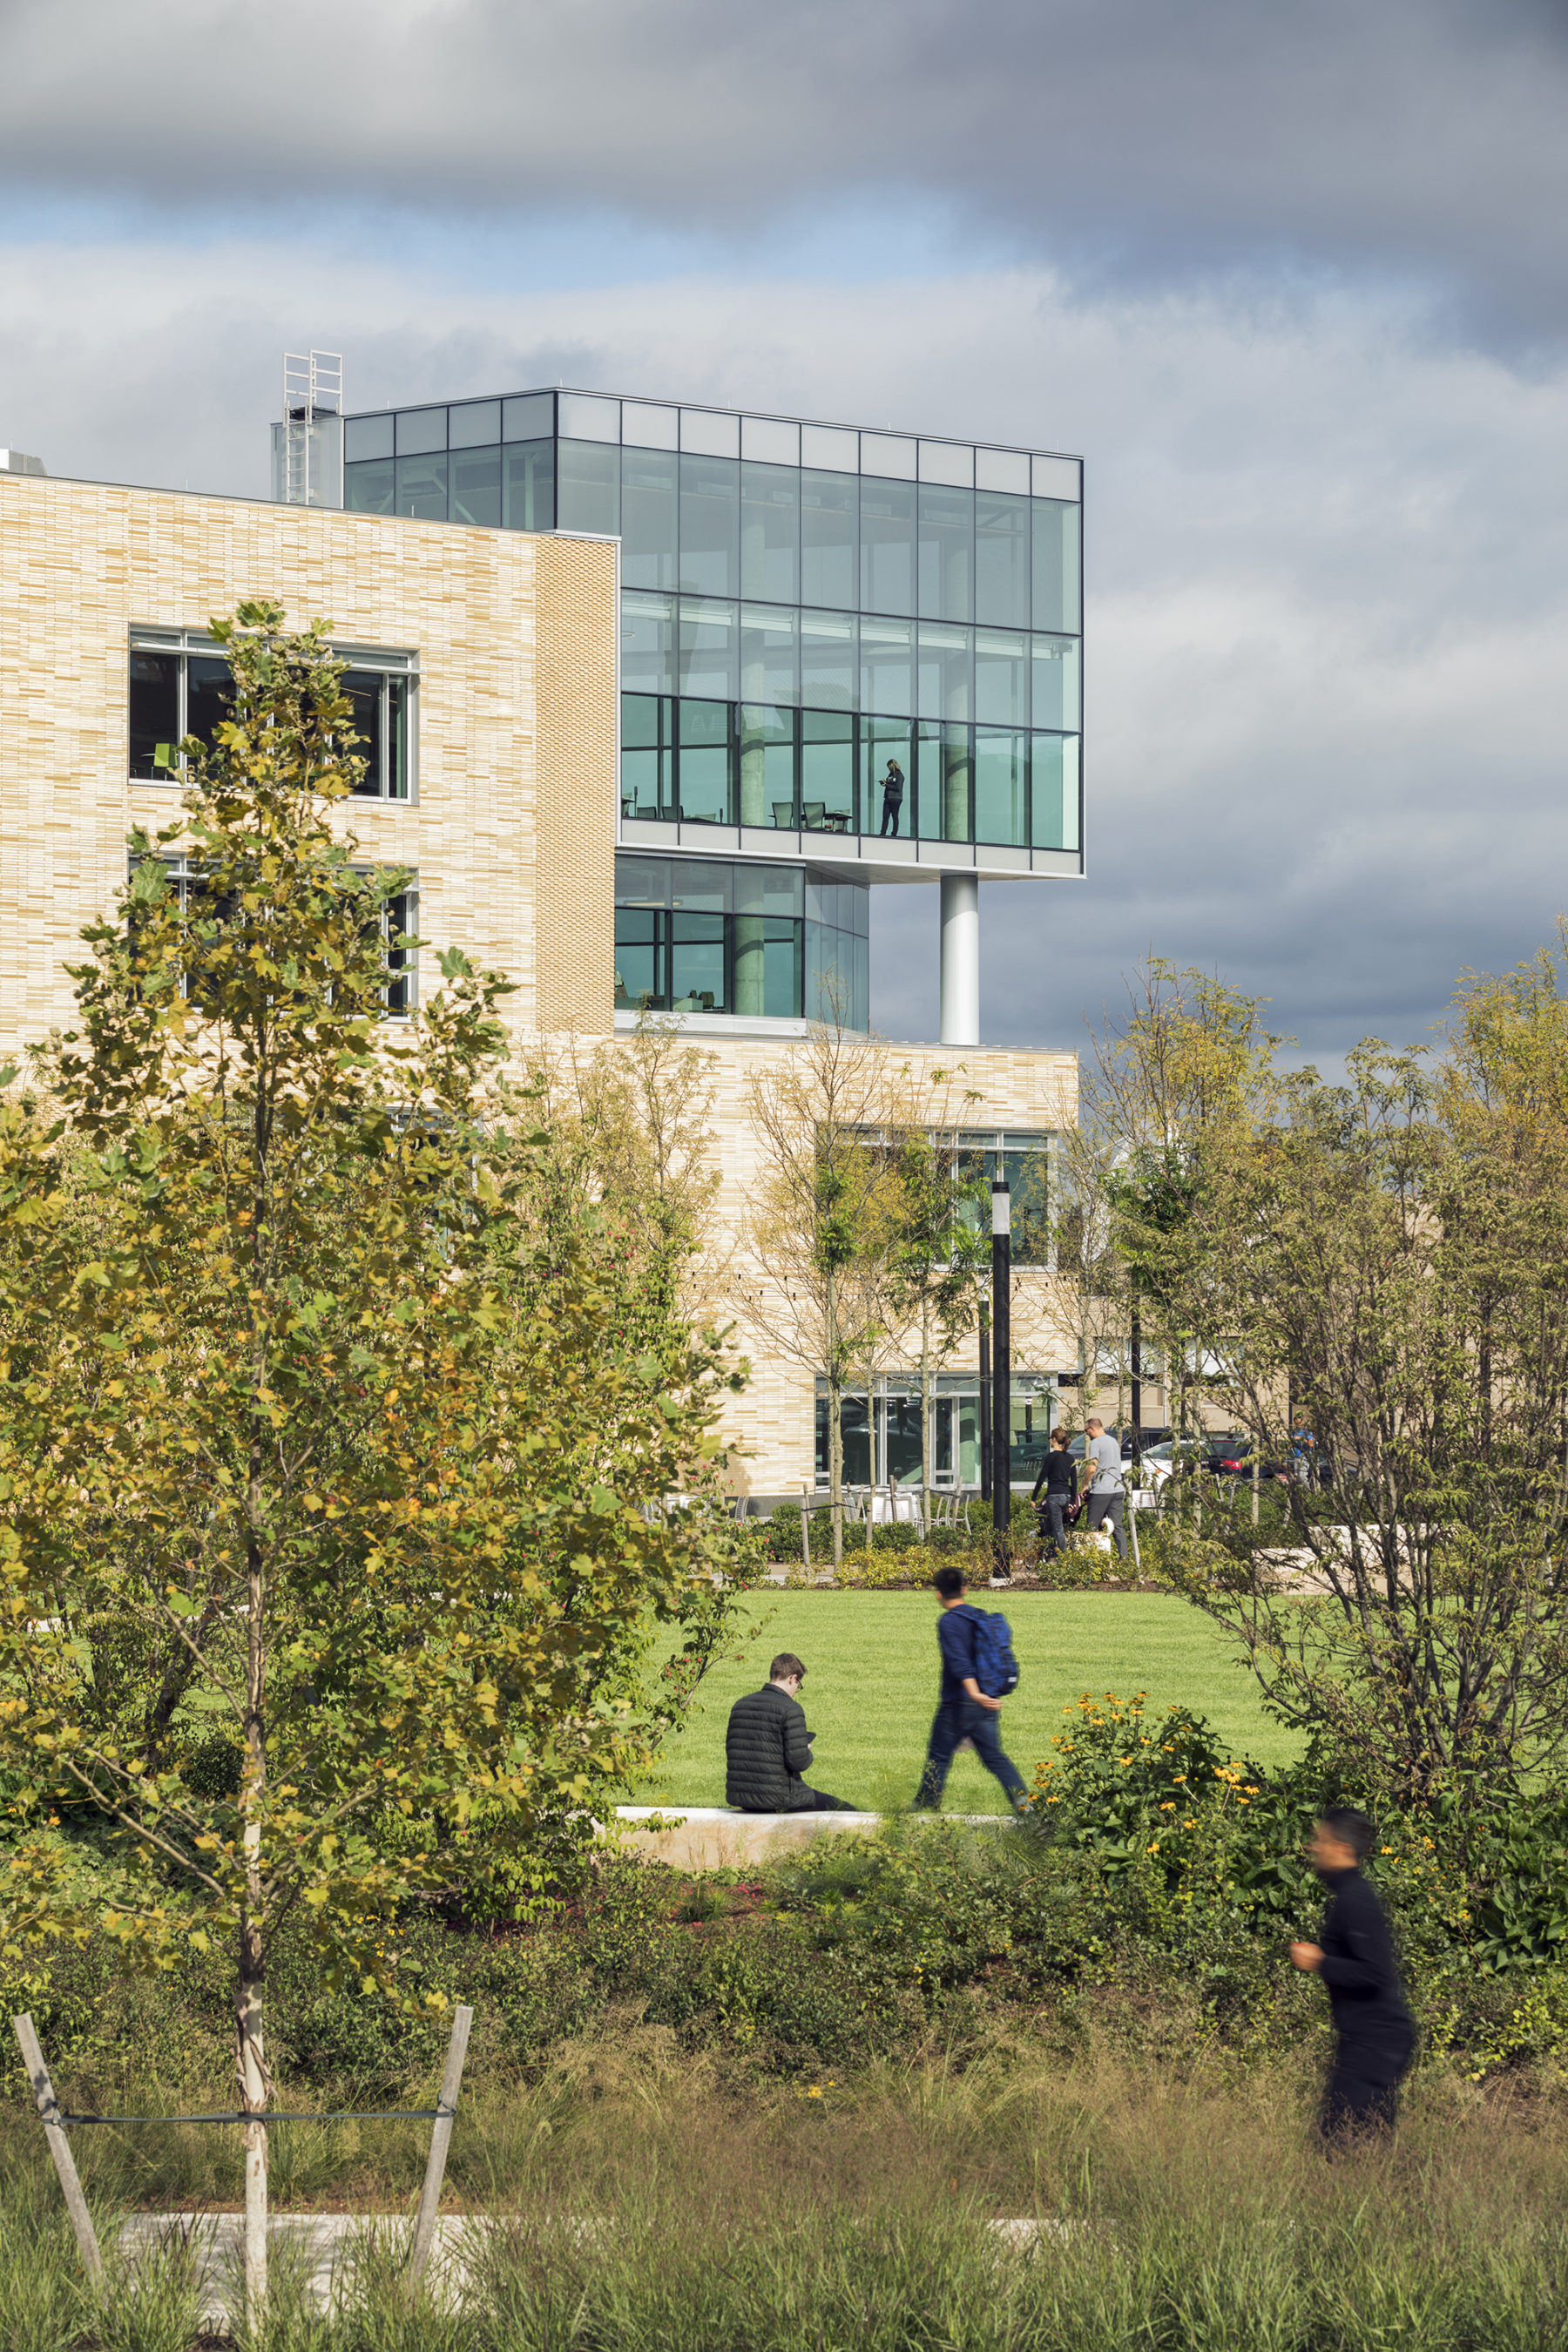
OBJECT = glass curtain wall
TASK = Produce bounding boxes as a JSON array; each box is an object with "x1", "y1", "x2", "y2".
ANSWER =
[
  {"x1": 341, "y1": 402, "x2": 1081, "y2": 851},
  {"x1": 613, "y1": 854, "x2": 868, "y2": 1026}
]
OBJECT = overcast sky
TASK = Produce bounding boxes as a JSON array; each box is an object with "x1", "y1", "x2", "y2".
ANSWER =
[{"x1": 3, "y1": 0, "x2": 1565, "y2": 1068}]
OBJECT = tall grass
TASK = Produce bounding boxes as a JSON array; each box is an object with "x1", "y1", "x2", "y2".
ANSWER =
[{"x1": 3, "y1": 2031, "x2": 1566, "y2": 2347}]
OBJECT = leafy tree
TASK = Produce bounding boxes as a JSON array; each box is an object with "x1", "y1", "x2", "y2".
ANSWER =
[
  {"x1": 1103, "y1": 941, "x2": 1568, "y2": 1806},
  {"x1": 882, "y1": 1071, "x2": 989, "y2": 1533},
  {"x1": 741, "y1": 1018, "x2": 899, "y2": 1568},
  {"x1": 0, "y1": 605, "x2": 742, "y2": 2317}
]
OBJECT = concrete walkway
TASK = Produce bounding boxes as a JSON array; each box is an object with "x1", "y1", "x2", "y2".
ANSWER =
[
  {"x1": 118, "y1": 2210, "x2": 1065, "y2": 2326},
  {"x1": 118, "y1": 2213, "x2": 472, "y2": 2329}
]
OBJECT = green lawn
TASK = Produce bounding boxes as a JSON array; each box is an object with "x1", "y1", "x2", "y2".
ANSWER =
[{"x1": 636, "y1": 1591, "x2": 1301, "y2": 1815}]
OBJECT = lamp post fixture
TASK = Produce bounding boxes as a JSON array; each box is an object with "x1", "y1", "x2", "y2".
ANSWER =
[{"x1": 991, "y1": 1180, "x2": 1011, "y2": 1571}]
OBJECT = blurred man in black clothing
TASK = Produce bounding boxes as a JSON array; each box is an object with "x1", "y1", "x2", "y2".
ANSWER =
[{"x1": 1290, "y1": 1807, "x2": 1416, "y2": 2145}]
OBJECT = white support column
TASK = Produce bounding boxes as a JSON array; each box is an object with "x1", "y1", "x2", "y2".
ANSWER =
[{"x1": 939, "y1": 874, "x2": 980, "y2": 1046}]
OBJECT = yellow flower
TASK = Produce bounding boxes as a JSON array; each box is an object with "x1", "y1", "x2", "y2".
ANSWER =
[{"x1": 807, "y1": 2085, "x2": 822, "y2": 2099}]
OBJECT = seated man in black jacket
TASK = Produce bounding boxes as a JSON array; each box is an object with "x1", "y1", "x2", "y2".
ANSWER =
[
  {"x1": 725, "y1": 1653, "x2": 850, "y2": 1812},
  {"x1": 1290, "y1": 1806, "x2": 1416, "y2": 2145}
]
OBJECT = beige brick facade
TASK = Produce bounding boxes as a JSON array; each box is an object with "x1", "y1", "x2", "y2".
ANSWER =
[
  {"x1": 666, "y1": 1032, "x2": 1080, "y2": 1495},
  {"x1": 0, "y1": 472, "x2": 617, "y2": 1051},
  {"x1": 0, "y1": 474, "x2": 1079, "y2": 1493}
]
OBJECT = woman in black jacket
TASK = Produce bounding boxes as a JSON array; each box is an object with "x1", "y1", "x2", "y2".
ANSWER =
[{"x1": 1031, "y1": 1427, "x2": 1077, "y2": 1559}]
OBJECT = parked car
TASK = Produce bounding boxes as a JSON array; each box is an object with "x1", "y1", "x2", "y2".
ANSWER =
[{"x1": 1210, "y1": 1437, "x2": 1293, "y2": 1484}]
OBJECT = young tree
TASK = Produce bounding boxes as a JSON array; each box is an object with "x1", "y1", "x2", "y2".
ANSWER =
[
  {"x1": 740, "y1": 1019, "x2": 899, "y2": 1568},
  {"x1": 1101, "y1": 942, "x2": 1568, "y2": 1805},
  {"x1": 882, "y1": 1071, "x2": 988, "y2": 1534},
  {"x1": 0, "y1": 605, "x2": 740, "y2": 2319}
]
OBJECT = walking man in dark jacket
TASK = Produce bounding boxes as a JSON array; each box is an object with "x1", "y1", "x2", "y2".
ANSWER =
[
  {"x1": 726, "y1": 1653, "x2": 849, "y2": 1812},
  {"x1": 878, "y1": 759, "x2": 905, "y2": 837},
  {"x1": 913, "y1": 1568, "x2": 1028, "y2": 1810},
  {"x1": 1290, "y1": 1807, "x2": 1416, "y2": 2145}
]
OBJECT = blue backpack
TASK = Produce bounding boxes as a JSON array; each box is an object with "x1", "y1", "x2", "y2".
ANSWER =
[{"x1": 968, "y1": 1606, "x2": 1020, "y2": 1699}]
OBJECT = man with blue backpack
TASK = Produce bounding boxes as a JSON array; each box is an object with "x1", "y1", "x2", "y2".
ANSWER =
[{"x1": 912, "y1": 1566, "x2": 1028, "y2": 1811}]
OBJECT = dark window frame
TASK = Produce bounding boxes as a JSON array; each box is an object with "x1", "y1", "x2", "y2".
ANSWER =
[{"x1": 128, "y1": 632, "x2": 417, "y2": 801}]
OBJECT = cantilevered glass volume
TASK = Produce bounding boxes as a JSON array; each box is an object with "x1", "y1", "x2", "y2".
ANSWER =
[
  {"x1": 341, "y1": 390, "x2": 1083, "y2": 869},
  {"x1": 332, "y1": 383, "x2": 1084, "y2": 1043}
]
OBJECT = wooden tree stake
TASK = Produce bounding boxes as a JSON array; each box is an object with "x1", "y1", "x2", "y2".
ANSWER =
[
  {"x1": 408, "y1": 2003, "x2": 472, "y2": 2289},
  {"x1": 13, "y1": 2013, "x2": 104, "y2": 2287}
]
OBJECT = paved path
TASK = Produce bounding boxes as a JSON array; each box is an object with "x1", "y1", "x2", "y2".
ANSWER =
[{"x1": 118, "y1": 2211, "x2": 1064, "y2": 2326}]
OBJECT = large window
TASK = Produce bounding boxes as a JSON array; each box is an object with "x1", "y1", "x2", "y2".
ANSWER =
[
  {"x1": 614, "y1": 855, "x2": 867, "y2": 1025},
  {"x1": 130, "y1": 633, "x2": 415, "y2": 799},
  {"x1": 142, "y1": 859, "x2": 416, "y2": 1015},
  {"x1": 956, "y1": 1129, "x2": 1056, "y2": 1266},
  {"x1": 814, "y1": 1371, "x2": 1059, "y2": 1490},
  {"x1": 621, "y1": 691, "x2": 1077, "y2": 848}
]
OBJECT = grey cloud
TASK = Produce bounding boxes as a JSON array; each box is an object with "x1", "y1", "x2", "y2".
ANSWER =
[
  {"x1": 2, "y1": 1, "x2": 1568, "y2": 326},
  {"x1": 1, "y1": 244, "x2": 1562, "y2": 1073}
]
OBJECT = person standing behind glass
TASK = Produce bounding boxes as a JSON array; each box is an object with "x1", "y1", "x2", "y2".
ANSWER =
[
  {"x1": 1031, "y1": 1425, "x2": 1075, "y2": 1559},
  {"x1": 878, "y1": 759, "x2": 905, "y2": 836}
]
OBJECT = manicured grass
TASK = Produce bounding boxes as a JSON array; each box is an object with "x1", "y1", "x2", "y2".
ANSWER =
[{"x1": 637, "y1": 1590, "x2": 1301, "y2": 1815}]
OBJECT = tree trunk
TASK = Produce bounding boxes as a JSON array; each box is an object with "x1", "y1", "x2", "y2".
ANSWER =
[
  {"x1": 239, "y1": 1901, "x2": 267, "y2": 2328},
  {"x1": 826, "y1": 1267, "x2": 843, "y2": 1571},
  {"x1": 240, "y1": 1517, "x2": 268, "y2": 2325},
  {"x1": 920, "y1": 1306, "x2": 933, "y2": 1544}
]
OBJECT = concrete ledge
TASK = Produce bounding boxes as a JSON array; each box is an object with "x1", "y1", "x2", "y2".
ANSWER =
[{"x1": 612, "y1": 1806, "x2": 1014, "y2": 1869}]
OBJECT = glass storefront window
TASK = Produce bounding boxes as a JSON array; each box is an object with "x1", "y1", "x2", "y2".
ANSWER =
[
  {"x1": 860, "y1": 476, "x2": 916, "y2": 617},
  {"x1": 975, "y1": 490, "x2": 1031, "y2": 628},
  {"x1": 741, "y1": 463, "x2": 800, "y2": 605},
  {"x1": 621, "y1": 445, "x2": 678, "y2": 589},
  {"x1": 504, "y1": 439, "x2": 555, "y2": 531},
  {"x1": 557, "y1": 439, "x2": 619, "y2": 536},
  {"x1": 801, "y1": 470, "x2": 857, "y2": 608},
  {"x1": 1033, "y1": 497, "x2": 1082, "y2": 633},
  {"x1": 450, "y1": 445, "x2": 501, "y2": 528},
  {"x1": 917, "y1": 483, "x2": 974, "y2": 622},
  {"x1": 1031, "y1": 634, "x2": 1081, "y2": 730},
  {"x1": 679, "y1": 453, "x2": 740, "y2": 597},
  {"x1": 677, "y1": 698, "x2": 733, "y2": 825}
]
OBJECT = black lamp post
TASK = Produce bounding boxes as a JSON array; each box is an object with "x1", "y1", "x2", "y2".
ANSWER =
[
  {"x1": 991, "y1": 1179, "x2": 1011, "y2": 1565},
  {"x1": 977, "y1": 1309, "x2": 991, "y2": 1504}
]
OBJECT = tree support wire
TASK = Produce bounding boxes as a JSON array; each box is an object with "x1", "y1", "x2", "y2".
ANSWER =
[{"x1": 13, "y1": 2002, "x2": 474, "y2": 2288}]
